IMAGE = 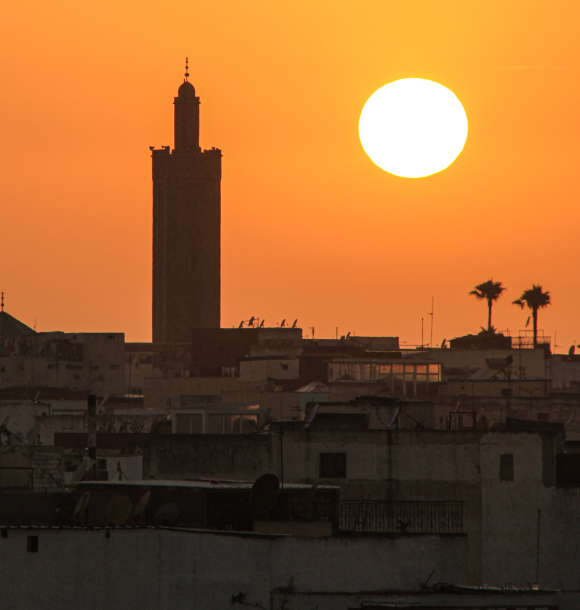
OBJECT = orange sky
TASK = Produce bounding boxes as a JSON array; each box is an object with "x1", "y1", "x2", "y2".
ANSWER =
[{"x1": 1, "y1": 1, "x2": 579, "y2": 349}]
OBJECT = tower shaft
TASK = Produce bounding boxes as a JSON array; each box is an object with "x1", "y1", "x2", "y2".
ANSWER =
[{"x1": 152, "y1": 77, "x2": 221, "y2": 343}]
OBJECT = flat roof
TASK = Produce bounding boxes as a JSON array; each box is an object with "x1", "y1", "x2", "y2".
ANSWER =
[{"x1": 77, "y1": 479, "x2": 339, "y2": 491}]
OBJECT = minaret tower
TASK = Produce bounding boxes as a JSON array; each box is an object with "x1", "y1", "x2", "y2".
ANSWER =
[{"x1": 152, "y1": 59, "x2": 222, "y2": 343}]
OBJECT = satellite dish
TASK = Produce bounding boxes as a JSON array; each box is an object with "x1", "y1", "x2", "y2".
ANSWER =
[
  {"x1": 280, "y1": 319, "x2": 286, "y2": 328},
  {"x1": 73, "y1": 492, "x2": 90, "y2": 522},
  {"x1": 70, "y1": 457, "x2": 95, "y2": 484},
  {"x1": 291, "y1": 319, "x2": 298, "y2": 328},
  {"x1": 152, "y1": 502, "x2": 180, "y2": 526},
  {"x1": 386, "y1": 407, "x2": 400, "y2": 428},
  {"x1": 0, "y1": 416, "x2": 10, "y2": 436},
  {"x1": 249, "y1": 473, "x2": 280, "y2": 515},
  {"x1": 134, "y1": 491, "x2": 151, "y2": 520},
  {"x1": 304, "y1": 403, "x2": 320, "y2": 429},
  {"x1": 259, "y1": 320, "x2": 265, "y2": 328},
  {"x1": 255, "y1": 408, "x2": 272, "y2": 433},
  {"x1": 25, "y1": 423, "x2": 41, "y2": 445},
  {"x1": 130, "y1": 416, "x2": 144, "y2": 433},
  {"x1": 104, "y1": 495, "x2": 133, "y2": 526}
]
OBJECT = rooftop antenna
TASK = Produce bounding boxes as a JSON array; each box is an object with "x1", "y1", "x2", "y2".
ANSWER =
[
  {"x1": 184, "y1": 57, "x2": 189, "y2": 82},
  {"x1": 1, "y1": 292, "x2": 3, "y2": 312},
  {"x1": 309, "y1": 326, "x2": 315, "y2": 339},
  {"x1": 428, "y1": 297, "x2": 434, "y2": 347}
]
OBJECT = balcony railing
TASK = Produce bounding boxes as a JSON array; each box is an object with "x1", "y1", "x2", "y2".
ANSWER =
[{"x1": 338, "y1": 500, "x2": 464, "y2": 534}]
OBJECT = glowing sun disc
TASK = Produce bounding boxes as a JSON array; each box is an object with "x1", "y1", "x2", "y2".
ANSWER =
[{"x1": 359, "y1": 78, "x2": 468, "y2": 178}]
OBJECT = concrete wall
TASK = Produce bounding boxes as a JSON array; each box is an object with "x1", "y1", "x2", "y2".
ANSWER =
[
  {"x1": 0, "y1": 332, "x2": 125, "y2": 395},
  {"x1": 0, "y1": 527, "x2": 466, "y2": 610},
  {"x1": 144, "y1": 428, "x2": 580, "y2": 590},
  {"x1": 144, "y1": 376, "x2": 300, "y2": 417}
]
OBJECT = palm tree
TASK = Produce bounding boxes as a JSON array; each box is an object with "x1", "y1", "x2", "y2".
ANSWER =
[
  {"x1": 512, "y1": 285, "x2": 551, "y2": 348},
  {"x1": 469, "y1": 280, "x2": 506, "y2": 332}
]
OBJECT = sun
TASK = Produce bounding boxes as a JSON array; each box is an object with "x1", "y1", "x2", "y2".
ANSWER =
[{"x1": 359, "y1": 78, "x2": 468, "y2": 178}]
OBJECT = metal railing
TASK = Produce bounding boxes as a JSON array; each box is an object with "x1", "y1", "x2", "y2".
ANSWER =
[
  {"x1": 338, "y1": 500, "x2": 464, "y2": 534},
  {"x1": 498, "y1": 329, "x2": 550, "y2": 349}
]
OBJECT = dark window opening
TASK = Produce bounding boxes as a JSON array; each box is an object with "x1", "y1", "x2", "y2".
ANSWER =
[
  {"x1": 320, "y1": 452, "x2": 347, "y2": 478},
  {"x1": 27, "y1": 536, "x2": 38, "y2": 552},
  {"x1": 97, "y1": 459, "x2": 107, "y2": 471},
  {"x1": 500, "y1": 453, "x2": 514, "y2": 482},
  {"x1": 501, "y1": 388, "x2": 513, "y2": 397}
]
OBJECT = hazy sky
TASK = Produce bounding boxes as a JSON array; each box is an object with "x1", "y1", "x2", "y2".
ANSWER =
[{"x1": 1, "y1": 1, "x2": 579, "y2": 349}]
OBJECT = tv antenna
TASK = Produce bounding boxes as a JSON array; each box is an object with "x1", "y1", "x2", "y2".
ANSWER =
[{"x1": 428, "y1": 297, "x2": 434, "y2": 347}]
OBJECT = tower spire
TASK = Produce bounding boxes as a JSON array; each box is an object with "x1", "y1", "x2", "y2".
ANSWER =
[
  {"x1": 1, "y1": 292, "x2": 4, "y2": 312},
  {"x1": 184, "y1": 57, "x2": 189, "y2": 82}
]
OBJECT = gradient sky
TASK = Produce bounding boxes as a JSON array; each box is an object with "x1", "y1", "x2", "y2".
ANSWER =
[{"x1": 1, "y1": 1, "x2": 579, "y2": 350}]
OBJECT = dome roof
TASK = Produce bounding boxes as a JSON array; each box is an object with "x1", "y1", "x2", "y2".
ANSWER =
[{"x1": 178, "y1": 80, "x2": 196, "y2": 97}]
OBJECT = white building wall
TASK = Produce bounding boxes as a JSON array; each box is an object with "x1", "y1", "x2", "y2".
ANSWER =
[{"x1": 0, "y1": 528, "x2": 467, "y2": 610}]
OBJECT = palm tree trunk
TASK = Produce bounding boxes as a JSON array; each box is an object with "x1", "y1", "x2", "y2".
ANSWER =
[
  {"x1": 488, "y1": 300, "x2": 492, "y2": 332},
  {"x1": 533, "y1": 308, "x2": 538, "y2": 348}
]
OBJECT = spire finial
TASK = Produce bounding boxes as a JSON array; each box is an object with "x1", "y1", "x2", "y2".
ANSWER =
[
  {"x1": 185, "y1": 57, "x2": 189, "y2": 82},
  {"x1": 1, "y1": 292, "x2": 4, "y2": 312}
]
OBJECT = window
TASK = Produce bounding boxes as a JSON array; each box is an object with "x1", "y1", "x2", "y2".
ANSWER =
[
  {"x1": 176, "y1": 414, "x2": 203, "y2": 434},
  {"x1": 500, "y1": 453, "x2": 514, "y2": 482},
  {"x1": 97, "y1": 459, "x2": 107, "y2": 471},
  {"x1": 109, "y1": 364, "x2": 120, "y2": 371},
  {"x1": 0, "y1": 366, "x2": 4, "y2": 373},
  {"x1": 320, "y1": 453, "x2": 347, "y2": 478},
  {"x1": 27, "y1": 536, "x2": 38, "y2": 553}
]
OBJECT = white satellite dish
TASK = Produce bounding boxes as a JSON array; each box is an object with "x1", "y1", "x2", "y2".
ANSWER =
[
  {"x1": 70, "y1": 457, "x2": 95, "y2": 484},
  {"x1": 304, "y1": 403, "x2": 320, "y2": 429},
  {"x1": 386, "y1": 407, "x2": 400, "y2": 428},
  {"x1": 134, "y1": 490, "x2": 151, "y2": 521},
  {"x1": 25, "y1": 423, "x2": 41, "y2": 445},
  {"x1": 73, "y1": 492, "x2": 90, "y2": 522}
]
